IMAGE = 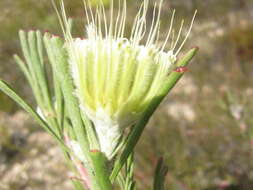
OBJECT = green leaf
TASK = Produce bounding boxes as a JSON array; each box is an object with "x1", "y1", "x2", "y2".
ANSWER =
[
  {"x1": 153, "y1": 158, "x2": 168, "y2": 190},
  {"x1": 43, "y1": 33, "x2": 90, "y2": 153},
  {"x1": 124, "y1": 153, "x2": 135, "y2": 190},
  {"x1": 110, "y1": 47, "x2": 198, "y2": 182},
  {"x1": 27, "y1": 30, "x2": 52, "y2": 110},
  {"x1": 0, "y1": 80, "x2": 63, "y2": 144},
  {"x1": 13, "y1": 54, "x2": 32, "y2": 85},
  {"x1": 53, "y1": 69, "x2": 65, "y2": 130},
  {"x1": 18, "y1": 30, "x2": 61, "y2": 137},
  {"x1": 19, "y1": 30, "x2": 44, "y2": 106}
]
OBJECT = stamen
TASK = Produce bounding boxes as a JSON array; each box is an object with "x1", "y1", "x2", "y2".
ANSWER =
[
  {"x1": 146, "y1": 2, "x2": 157, "y2": 47},
  {"x1": 161, "y1": 9, "x2": 175, "y2": 52},
  {"x1": 117, "y1": 0, "x2": 127, "y2": 39},
  {"x1": 172, "y1": 19, "x2": 185, "y2": 51},
  {"x1": 131, "y1": 0, "x2": 148, "y2": 46},
  {"x1": 154, "y1": 22, "x2": 161, "y2": 47},
  {"x1": 114, "y1": 0, "x2": 122, "y2": 38},
  {"x1": 109, "y1": 0, "x2": 114, "y2": 38},
  {"x1": 87, "y1": 0, "x2": 96, "y2": 35},
  {"x1": 120, "y1": 0, "x2": 127, "y2": 38},
  {"x1": 82, "y1": 0, "x2": 91, "y2": 26},
  {"x1": 101, "y1": 1, "x2": 108, "y2": 38},
  {"x1": 170, "y1": 29, "x2": 175, "y2": 49},
  {"x1": 60, "y1": 0, "x2": 72, "y2": 41},
  {"x1": 95, "y1": 5, "x2": 103, "y2": 39},
  {"x1": 146, "y1": 0, "x2": 163, "y2": 46},
  {"x1": 130, "y1": 1, "x2": 144, "y2": 42},
  {"x1": 52, "y1": 0, "x2": 66, "y2": 38},
  {"x1": 175, "y1": 10, "x2": 197, "y2": 56}
]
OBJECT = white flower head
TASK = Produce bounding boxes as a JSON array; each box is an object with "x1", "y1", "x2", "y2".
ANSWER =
[{"x1": 57, "y1": 0, "x2": 196, "y2": 158}]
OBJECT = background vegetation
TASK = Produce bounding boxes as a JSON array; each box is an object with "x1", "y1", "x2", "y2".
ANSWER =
[{"x1": 0, "y1": 0, "x2": 253, "y2": 189}]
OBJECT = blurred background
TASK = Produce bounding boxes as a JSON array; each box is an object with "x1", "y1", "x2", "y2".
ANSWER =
[{"x1": 1, "y1": 0, "x2": 253, "y2": 189}]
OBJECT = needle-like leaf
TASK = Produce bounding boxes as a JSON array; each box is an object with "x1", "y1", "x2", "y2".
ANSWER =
[
  {"x1": 0, "y1": 80, "x2": 65, "y2": 146},
  {"x1": 153, "y1": 158, "x2": 168, "y2": 190}
]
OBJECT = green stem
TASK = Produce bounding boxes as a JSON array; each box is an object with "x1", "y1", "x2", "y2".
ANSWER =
[{"x1": 90, "y1": 150, "x2": 113, "y2": 190}]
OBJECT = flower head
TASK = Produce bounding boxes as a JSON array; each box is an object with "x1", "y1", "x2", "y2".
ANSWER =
[{"x1": 57, "y1": 0, "x2": 195, "y2": 158}]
